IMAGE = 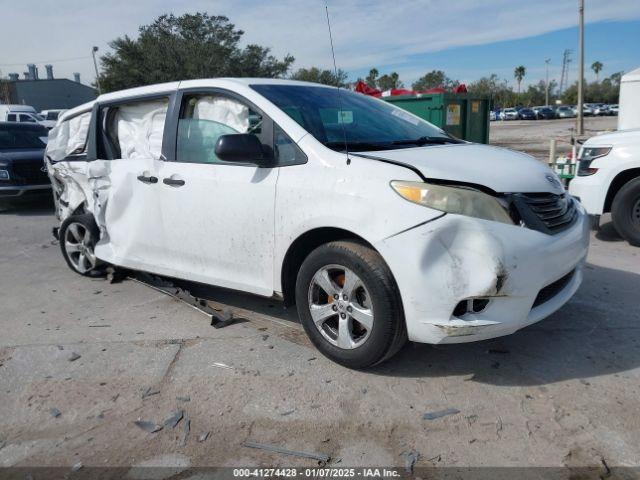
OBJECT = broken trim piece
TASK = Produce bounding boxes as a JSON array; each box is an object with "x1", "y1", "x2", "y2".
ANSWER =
[{"x1": 242, "y1": 441, "x2": 330, "y2": 464}]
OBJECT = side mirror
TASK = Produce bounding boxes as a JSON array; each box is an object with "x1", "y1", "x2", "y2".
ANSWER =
[{"x1": 215, "y1": 134, "x2": 266, "y2": 166}]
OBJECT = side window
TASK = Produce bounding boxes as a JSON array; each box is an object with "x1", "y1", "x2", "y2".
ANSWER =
[
  {"x1": 102, "y1": 98, "x2": 168, "y2": 160},
  {"x1": 7, "y1": 114, "x2": 16, "y2": 122},
  {"x1": 273, "y1": 124, "x2": 307, "y2": 166},
  {"x1": 176, "y1": 94, "x2": 266, "y2": 164},
  {"x1": 46, "y1": 111, "x2": 92, "y2": 162},
  {"x1": 20, "y1": 114, "x2": 36, "y2": 123}
]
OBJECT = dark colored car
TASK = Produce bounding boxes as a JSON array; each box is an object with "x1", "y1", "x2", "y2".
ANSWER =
[
  {"x1": 518, "y1": 108, "x2": 537, "y2": 120},
  {"x1": 536, "y1": 107, "x2": 556, "y2": 120},
  {"x1": 0, "y1": 122, "x2": 51, "y2": 205}
]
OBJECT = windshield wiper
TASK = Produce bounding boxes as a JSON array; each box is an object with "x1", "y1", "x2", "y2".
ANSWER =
[
  {"x1": 324, "y1": 141, "x2": 395, "y2": 152},
  {"x1": 391, "y1": 136, "x2": 463, "y2": 146}
]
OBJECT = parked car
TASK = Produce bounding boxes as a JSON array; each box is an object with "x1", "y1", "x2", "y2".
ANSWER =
[
  {"x1": 570, "y1": 128, "x2": 640, "y2": 246},
  {"x1": 500, "y1": 108, "x2": 519, "y2": 120},
  {"x1": 608, "y1": 104, "x2": 619, "y2": 115},
  {"x1": 518, "y1": 108, "x2": 537, "y2": 120},
  {"x1": 46, "y1": 79, "x2": 589, "y2": 368},
  {"x1": 0, "y1": 105, "x2": 56, "y2": 129},
  {"x1": 40, "y1": 109, "x2": 67, "y2": 122},
  {"x1": 572, "y1": 105, "x2": 594, "y2": 117},
  {"x1": 536, "y1": 107, "x2": 557, "y2": 120},
  {"x1": 556, "y1": 106, "x2": 576, "y2": 118},
  {"x1": 489, "y1": 110, "x2": 498, "y2": 121},
  {"x1": 0, "y1": 122, "x2": 51, "y2": 206}
]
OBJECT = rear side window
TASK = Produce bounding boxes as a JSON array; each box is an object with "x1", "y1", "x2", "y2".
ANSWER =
[
  {"x1": 7, "y1": 114, "x2": 16, "y2": 122},
  {"x1": 176, "y1": 94, "x2": 265, "y2": 164},
  {"x1": 102, "y1": 98, "x2": 168, "y2": 160},
  {"x1": 0, "y1": 126, "x2": 47, "y2": 149},
  {"x1": 46, "y1": 111, "x2": 92, "y2": 161}
]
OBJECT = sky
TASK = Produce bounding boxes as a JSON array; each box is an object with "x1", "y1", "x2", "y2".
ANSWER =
[{"x1": 1, "y1": 0, "x2": 639, "y2": 89}]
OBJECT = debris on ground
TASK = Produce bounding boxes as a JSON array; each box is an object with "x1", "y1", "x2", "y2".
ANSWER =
[
  {"x1": 211, "y1": 362, "x2": 233, "y2": 370},
  {"x1": 142, "y1": 387, "x2": 160, "y2": 399},
  {"x1": 106, "y1": 267, "x2": 128, "y2": 284},
  {"x1": 71, "y1": 462, "x2": 83, "y2": 471},
  {"x1": 163, "y1": 410, "x2": 184, "y2": 429},
  {"x1": 131, "y1": 273, "x2": 237, "y2": 328},
  {"x1": 50, "y1": 407, "x2": 61, "y2": 418},
  {"x1": 403, "y1": 449, "x2": 420, "y2": 473},
  {"x1": 280, "y1": 410, "x2": 295, "y2": 416},
  {"x1": 179, "y1": 418, "x2": 190, "y2": 447},
  {"x1": 176, "y1": 396, "x2": 190, "y2": 402},
  {"x1": 198, "y1": 431, "x2": 210, "y2": 443},
  {"x1": 423, "y1": 408, "x2": 461, "y2": 420},
  {"x1": 68, "y1": 352, "x2": 81, "y2": 362},
  {"x1": 134, "y1": 420, "x2": 163, "y2": 433},
  {"x1": 243, "y1": 441, "x2": 330, "y2": 464}
]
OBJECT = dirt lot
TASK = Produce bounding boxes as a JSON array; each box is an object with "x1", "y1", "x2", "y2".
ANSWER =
[
  {"x1": 1, "y1": 197, "x2": 639, "y2": 476},
  {"x1": 490, "y1": 116, "x2": 618, "y2": 161}
]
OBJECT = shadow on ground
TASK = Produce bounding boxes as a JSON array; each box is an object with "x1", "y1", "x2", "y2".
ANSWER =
[
  {"x1": 171, "y1": 263, "x2": 640, "y2": 388},
  {"x1": 0, "y1": 197, "x2": 54, "y2": 216}
]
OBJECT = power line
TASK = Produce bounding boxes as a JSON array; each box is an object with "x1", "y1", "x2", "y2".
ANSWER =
[{"x1": 0, "y1": 55, "x2": 92, "y2": 67}]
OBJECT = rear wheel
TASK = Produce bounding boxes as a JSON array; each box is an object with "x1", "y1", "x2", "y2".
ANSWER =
[
  {"x1": 59, "y1": 214, "x2": 103, "y2": 276},
  {"x1": 611, "y1": 178, "x2": 640, "y2": 247},
  {"x1": 295, "y1": 241, "x2": 406, "y2": 369}
]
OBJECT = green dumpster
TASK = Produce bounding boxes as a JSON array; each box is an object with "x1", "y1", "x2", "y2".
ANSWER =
[{"x1": 383, "y1": 93, "x2": 490, "y2": 144}]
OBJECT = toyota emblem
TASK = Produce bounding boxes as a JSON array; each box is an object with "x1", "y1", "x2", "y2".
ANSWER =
[{"x1": 545, "y1": 174, "x2": 562, "y2": 189}]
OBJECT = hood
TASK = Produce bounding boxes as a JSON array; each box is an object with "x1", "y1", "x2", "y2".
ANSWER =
[
  {"x1": 361, "y1": 143, "x2": 564, "y2": 194},
  {"x1": 0, "y1": 149, "x2": 45, "y2": 166},
  {"x1": 585, "y1": 128, "x2": 640, "y2": 147}
]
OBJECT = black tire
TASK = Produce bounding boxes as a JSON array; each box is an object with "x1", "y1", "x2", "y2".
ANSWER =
[
  {"x1": 295, "y1": 240, "x2": 407, "y2": 369},
  {"x1": 59, "y1": 213, "x2": 104, "y2": 276},
  {"x1": 611, "y1": 178, "x2": 640, "y2": 247}
]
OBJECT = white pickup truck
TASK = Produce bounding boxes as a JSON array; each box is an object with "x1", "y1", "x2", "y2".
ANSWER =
[
  {"x1": 569, "y1": 68, "x2": 640, "y2": 246},
  {"x1": 569, "y1": 128, "x2": 640, "y2": 246}
]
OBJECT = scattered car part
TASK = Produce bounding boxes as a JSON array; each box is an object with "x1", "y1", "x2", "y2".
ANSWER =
[
  {"x1": 133, "y1": 420, "x2": 163, "y2": 433},
  {"x1": 243, "y1": 440, "x2": 330, "y2": 464},
  {"x1": 163, "y1": 410, "x2": 184, "y2": 429},
  {"x1": 423, "y1": 408, "x2": 461, "y2": 420}
]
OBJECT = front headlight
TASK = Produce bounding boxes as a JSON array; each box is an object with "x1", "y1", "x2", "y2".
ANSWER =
[
  {"x1": 390, "y1": 180, "x2": 514, "y2": 224},
  {"x1": 579, "y1": 146, "x2": 611, "y2": 161},
  {"x1": 0, "y1": 169, "x2": 10, "y2": 180}
]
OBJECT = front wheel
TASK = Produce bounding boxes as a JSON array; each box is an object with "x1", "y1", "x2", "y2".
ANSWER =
[
  {"x1": 59, "y1": 214, "x2": 103, "y2": 276},
  {"x1": 295, "y1": 241, "x2": 406, "y2": 369},
  {"x1": 611, "y1": 178, "x2": 640, "y2": 247}
]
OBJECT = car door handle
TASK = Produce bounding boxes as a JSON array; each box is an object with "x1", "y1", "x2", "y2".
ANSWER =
[
  {"x1": 163, "y1": 178, "x2": 185, "y2": 187},
  {"x1": 137, "y1": 175, "x2": 158, "y2": 184}
]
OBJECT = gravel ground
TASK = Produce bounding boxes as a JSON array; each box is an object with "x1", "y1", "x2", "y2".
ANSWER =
[
  {"x1": 0, "y1": 198, "x2": 639, "y2": 477},
  {"x1": 490, "y1": 116, "x2": 618, "y2": 161}
]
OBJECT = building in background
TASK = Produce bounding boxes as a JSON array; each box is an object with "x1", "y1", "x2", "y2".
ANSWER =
[{"x1": 0, "y1": 64, "x2": 97, "y2": 111}]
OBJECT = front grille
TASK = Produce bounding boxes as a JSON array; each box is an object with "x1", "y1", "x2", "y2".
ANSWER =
[
  {"x1": 532, "y1": 269, "x2": 575, "y2": 308},
  {"x1": 11, "y1": 161, "x2": 50, "y2": 186},
  {"x1": 512, "y1": 192, "x2": 577, "y2": 234}
]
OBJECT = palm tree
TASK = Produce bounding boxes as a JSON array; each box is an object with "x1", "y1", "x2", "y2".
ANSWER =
[
  {"x1": 591, "y1": 61, "x2": 603, "y2": 81},
  {"x1": 514, "y1": 66, "x2": 526, "y2": 95}
]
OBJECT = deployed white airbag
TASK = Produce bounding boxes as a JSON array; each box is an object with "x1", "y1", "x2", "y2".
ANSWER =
[
  {"x1": 115, "y1": 100, "x2": 168, "y2": 160},
  {"x1": 193, "y1": 96, "x2": 249, "y2": 133}
]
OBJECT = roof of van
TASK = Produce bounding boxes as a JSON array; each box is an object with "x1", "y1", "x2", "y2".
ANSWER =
[
  {"x1": 58, "y1": 78, "x2": 335, "y2": 123},
  {"x1": 622, "y1": 68, "x2": 640, "y2": 83}
]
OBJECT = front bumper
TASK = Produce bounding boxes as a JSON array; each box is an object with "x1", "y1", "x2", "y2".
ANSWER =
[
  {"x1": 375, "y1": 207, "x2": 590, "y2": 344},
  {"x1": 568, "y1": 174, "x2": 607, "y2": 215},
  {"x1": 0, "y1": 184, "x2": 52, "y2": 199}
]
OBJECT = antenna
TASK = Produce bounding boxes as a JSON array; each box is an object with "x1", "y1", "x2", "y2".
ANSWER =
[{"x1": 325, "y1": 5, "x2": 350, "y2": 164}]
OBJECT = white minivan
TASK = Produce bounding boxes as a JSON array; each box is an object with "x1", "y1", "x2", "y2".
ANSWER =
[{"x1": 45, "y1": 79, "x2": 590, "y2": 368}]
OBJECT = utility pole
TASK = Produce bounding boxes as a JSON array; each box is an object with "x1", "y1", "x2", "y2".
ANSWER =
[
  {"x1": 92, "y1": 46, "x2": 102, "y2": 94},
  {"x1": 577, "y1": 0, "x2": 585, "y2": 135},
  {"x1": 545, "y1": 58, "x2": 551, "y2": 106}
]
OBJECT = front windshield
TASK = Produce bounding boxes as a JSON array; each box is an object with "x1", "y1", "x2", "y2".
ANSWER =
[
  {"x1": 251, "y1": 84, "x2": 454, "y2": 152},
  {"x1": 0, "y1": 126, "x2": 47, "y2": 149}
]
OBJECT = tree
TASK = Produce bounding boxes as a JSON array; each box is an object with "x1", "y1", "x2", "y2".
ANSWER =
[
  {"x1": 412, "y1": 70, "x2": 458, "y2": 91},
  {"x1": 467, "y1": 74, "x2": 515, "y2": 107},
  {"x1": 98, "y1": 13, "x2": 294, "y2": 92},
  {"x1": 591, "y1": 61, "x2": 603, "y2": 81},
  {"x1": 365, "y1": 68, "x2": 379, "y2": 88},
  {"x1": 377, "y1": 72, "x2": 403, "y2": 90},
  {"x1": 514, "y1": 66, "x2": 526, "y2": 94},
  {"x1": 290, "y1": 67, "x2": 348, "y2": 87}
]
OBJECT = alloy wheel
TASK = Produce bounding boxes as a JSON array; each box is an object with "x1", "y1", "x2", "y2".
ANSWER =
[
  {"x1": 307, "y1": 264, "x2": 374, "y2": 349},
  {"x1": 64, "y1": 222, "x2": 97, "y2": 274}
]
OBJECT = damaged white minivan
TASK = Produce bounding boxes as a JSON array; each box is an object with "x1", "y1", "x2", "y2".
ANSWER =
[{"x1": 46, "y1": 79, "x2": 590, "y2": 368}]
